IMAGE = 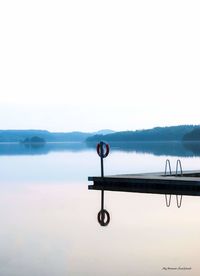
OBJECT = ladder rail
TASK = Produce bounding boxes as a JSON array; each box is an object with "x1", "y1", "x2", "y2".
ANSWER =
[
  {"x1": 164, "y1": 159, "x2": 172, "y2": 207},
  {"x1": 165, "y1": 159, "x2": 172, "y2": 175},
  {"x1": 176, "y1": 159, "x2": 183, "y2": 176}
]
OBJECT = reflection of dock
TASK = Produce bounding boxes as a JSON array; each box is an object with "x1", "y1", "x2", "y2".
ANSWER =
[{"x1": 88, "y1": 171, "x2": 200, "y2": 196}]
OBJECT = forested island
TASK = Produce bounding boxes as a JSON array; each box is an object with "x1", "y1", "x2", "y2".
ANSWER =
[{"x1": 20, "y1": 136, "x2": 46, "y2": 144}]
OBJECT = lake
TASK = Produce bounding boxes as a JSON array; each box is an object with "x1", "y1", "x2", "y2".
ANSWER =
[{"x1": 0, "y1": 142, "x2": 199, "y2": 275}]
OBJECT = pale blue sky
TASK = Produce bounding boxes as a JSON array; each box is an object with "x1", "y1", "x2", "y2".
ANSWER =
[{"x1": 0, "y1": 1, "x2": 200, "y2": 132}]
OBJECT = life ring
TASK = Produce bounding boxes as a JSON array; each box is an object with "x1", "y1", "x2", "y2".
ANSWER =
[
  {"x1": 96, "y1": 142, "x2": 109, "y2": 158},
  {"x1": 97, "y1": 209, "x2": 110, "y2": 226}
]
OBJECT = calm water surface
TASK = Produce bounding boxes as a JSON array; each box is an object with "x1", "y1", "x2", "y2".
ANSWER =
[{"x1": 0, "y1": 142, "x2": 200, "y2": 276}]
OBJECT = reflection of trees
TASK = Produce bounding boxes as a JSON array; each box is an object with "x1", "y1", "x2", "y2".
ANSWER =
[
  {"x1": 0, "y1": 142, "x2": 88, "y2": 156},
  {"x1": 2, "y1": 141, "x2": 200, "y2": 157},
  {"x1": 87, "y1": 141, "x2": 200, "y2": 157},
  {"x1": 182, "y1": 142, "x2": 200, "y2": 155},
  {"x1": 23, "y1": 143, "x2": 45, "y2": 149}
]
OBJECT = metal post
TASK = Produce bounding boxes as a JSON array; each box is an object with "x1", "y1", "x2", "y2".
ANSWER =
[
  {"x1": 101, "y1": 156, "x2": 104, "y2": 178},
  {"x1": 100, "y1": 142, "x2": 104, "y2": 177}
]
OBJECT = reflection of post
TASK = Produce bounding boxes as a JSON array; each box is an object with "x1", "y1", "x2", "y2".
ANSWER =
[{"x1": 101, "y1": 187, "x2": 104, "y2": 210}]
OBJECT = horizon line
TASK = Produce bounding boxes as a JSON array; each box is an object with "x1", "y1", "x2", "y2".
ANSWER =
[{"x1": 0, "y1": 124, "x2": 199, "y2": 133}]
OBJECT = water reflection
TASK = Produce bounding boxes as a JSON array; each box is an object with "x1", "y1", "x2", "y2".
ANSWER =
[
  {"x1": 1, "y1": 144, "x2": 200, "y2": 275},
  {"x1": 1, "y1": 141, "x2": 200, "y2": 157},
  {"x1": 0, "y1": 142, "x2": 89, "y2": 155},
  {"x1": 88, "y1": 141, "x2": 200, "y2": 157}
]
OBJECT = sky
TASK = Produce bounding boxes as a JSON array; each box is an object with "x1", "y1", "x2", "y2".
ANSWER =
[{"x1": 0, "y1": 0, "x2": 200, "y2": 132}]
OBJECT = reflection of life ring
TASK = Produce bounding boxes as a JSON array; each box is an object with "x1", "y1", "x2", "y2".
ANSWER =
[
  {"x1": 97, "y1": 209, "x2": 110, "y2": 226},
  {"x1": 96, "y1": 142, "x2": 109, "y2": 158}
]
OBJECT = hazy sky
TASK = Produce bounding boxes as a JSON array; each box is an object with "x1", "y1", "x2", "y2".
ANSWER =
[{"x1": 0, "y1": 1, "x2": 200, "y2": 132}]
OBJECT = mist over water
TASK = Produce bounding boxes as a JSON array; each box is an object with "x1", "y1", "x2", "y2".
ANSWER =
[{"x1": 0, "y1": 142, "x2": 200, "y2": 275}]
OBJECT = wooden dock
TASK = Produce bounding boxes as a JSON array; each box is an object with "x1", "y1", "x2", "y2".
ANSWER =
[
  {"x1": 88, "y1": 142, "x2": 200, "y2": 225},
  {"x1": 88, "y1": 171, "x2": 200, "y2": 196}
]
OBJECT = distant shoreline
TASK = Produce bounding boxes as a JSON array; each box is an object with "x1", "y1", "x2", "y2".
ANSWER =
[{"x1": 0, "y1": 125, "x2": 200, "y2": 143}]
